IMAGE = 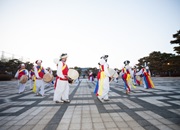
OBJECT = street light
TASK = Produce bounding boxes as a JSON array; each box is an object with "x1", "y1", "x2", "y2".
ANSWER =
[{"x1": 167, "y1": 63, "x2": 171, "y2": 76}]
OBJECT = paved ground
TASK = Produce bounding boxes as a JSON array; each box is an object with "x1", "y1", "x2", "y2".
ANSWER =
[{"x1": 0, "y1": 77, "x2": 180, "y2": 130}]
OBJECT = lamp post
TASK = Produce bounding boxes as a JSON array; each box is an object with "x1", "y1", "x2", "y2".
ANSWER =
[{"x1": 167, "y1": 63, "x2": 171, "y2": 76}]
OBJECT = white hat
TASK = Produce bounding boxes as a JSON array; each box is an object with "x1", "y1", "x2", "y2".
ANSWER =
[
  {"x1": 145, "y1": 66, "x2": 149, "y2": 69},
  {"x1": 21, "y1": 63, "x2": 25, "y2": 66},
  {"x1": 60, "y1": 53, "x2": 68, "y2": 59}
]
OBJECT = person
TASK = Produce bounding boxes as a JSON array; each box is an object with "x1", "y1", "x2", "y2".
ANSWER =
[
  {"x1": 88, "y1": 71, "x2": 94, "y2": 82},
  {"x1": 132, "y1": 66, "x2": 141, "y2": 86},
  {"x1": 53, "y1": 53, "x2": 70, "y2": 103},
  {"x1": 136, "y1": 66, "x2": 155, "y2": 89},
  {"x1": 44, "y1": 67, "x2": 54, "y2": 88},
  {"x1": 34, "y1": 60, "x2": 48, "y2": 96},
  {"x1": 29, "y1": 65, "x2": 35, "y2": 90},
  {"x1": 120, "y1": 60, "x2": 135, "y2": 94},
  {"x1": 14, "y1": 63, "x2": 29, "y2": 94},
  {"x1": 94, "y1": 55, "x2": 111, "y2": 101},
  {"x1": 114, "y1": 68, "x2": 119, "y2": 83}
]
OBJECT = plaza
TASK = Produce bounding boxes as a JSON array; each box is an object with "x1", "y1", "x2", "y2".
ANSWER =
[{"x1": 0, "y1": 77, "x2": 180, "y2": 130}]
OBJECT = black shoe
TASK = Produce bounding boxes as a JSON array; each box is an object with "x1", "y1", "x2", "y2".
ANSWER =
[
  {"x1": 55, "y1": 101, "x2": 64, "y2": 103},
  {"x1": 62, "y1": 99, "x2": 70, "y2": 103},
  {"x1": 104, "y1": 99, "x2": 110, "y2": 101}
]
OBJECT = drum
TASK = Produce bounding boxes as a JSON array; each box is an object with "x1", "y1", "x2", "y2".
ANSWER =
[
  {"x1": 43, "y1": 73, "x2": 54, "y2": 83},
  {"x1": 20, "y1": 75, "x2": 28, "y2": 84},
  {"x1": 109, "y1": 68, "x2": 119, "y2": 78},
  {"x1": 68, "y1": 69, "x2": 79, "y2": 80}
]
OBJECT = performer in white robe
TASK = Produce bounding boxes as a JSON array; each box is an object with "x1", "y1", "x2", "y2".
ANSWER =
[
  {"x1": 136, "y1": 66, "x2": 155, "y2": 89},
  {"x1": 34, "y1": 60, "x2": 48, "y2": 96},
  {"x1": 96, "y1": 55, "x2": 111, "y2": 101},
  {"x1": 120, "y1": 60, "x2": 135, "y2": 94},
  {"x1": 15, "y1": 64, "x2": 29, "y2": 94},
  {"x1": 53, "y1": 53, "x2": 70, "y2": 103}
]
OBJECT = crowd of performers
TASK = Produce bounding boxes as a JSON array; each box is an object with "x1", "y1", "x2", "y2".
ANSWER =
[
  {"x1": 15, "y1": 60, "x2": 54, "y2": 95},
  {"x1": 119, "y1": 60, "x2": 155, "y2": 94},
  {"x1": 93, "y1": 55, "x2": 155, "y2": 102},
  {"x1": 14, "y1": 53, "x2": 155, "y2": 103},
  {"x1": 14, "y1": 53, "x2": 71, "y2": 103}
]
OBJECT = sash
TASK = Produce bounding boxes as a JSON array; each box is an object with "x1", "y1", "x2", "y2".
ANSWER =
[{"x1": 54, "y1": 63, "x2": 67, "y2": 89}]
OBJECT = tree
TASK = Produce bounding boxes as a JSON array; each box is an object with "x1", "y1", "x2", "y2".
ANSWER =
[
  {"x1": 0, "y1": 59, "x2": 33, "y2": 76},
  {"x1": 136, "y1": 51, "x2": 179, "y2": 76},
  {"x1": 170, "y1": 30, "x2": 180, "y2": 54}
]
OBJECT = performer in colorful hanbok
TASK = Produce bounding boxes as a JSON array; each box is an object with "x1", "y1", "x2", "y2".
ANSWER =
[
  {"x1": 94, "y1": 55, "x2": 111, "y2": 101},
  {"x1": 120, "y1": 60, "x2": 135, "y2": 94},
  {"x1": 53, "y1": 53, "x2": 70, "y2": 103},
  {"x1": 114, "y1": 68, "x2": 119, "y2": 83},
  {"x1": 34, "y1": 60, "x2": 48, "y2": 96},
  {"x1": 29, "y1": 65, "x2": 35, "y2": 90},
  {"x1": 136, "y1": 66, "x2": 155, "y2": 89},
  {"x1": 15, "y1": 64, "x2": 29, "y2": 94},
  {"x1": 132, "y1": 66, "x2": 141, "y2": 86},
  {"x1": 88, "y1": 71, "x2": 94, "y2": 82}
]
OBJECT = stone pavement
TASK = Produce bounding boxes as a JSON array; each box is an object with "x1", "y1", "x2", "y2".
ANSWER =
[{"x1": 0, "y1": 77, "x2": 180, "y2": 130}]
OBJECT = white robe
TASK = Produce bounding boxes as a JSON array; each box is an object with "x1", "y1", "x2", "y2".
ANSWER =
[
  {"x1": 53, "y1": 61, "x2": 69, "y2": 102},
  {"x1": 136, "y1": 68, "x2": 151, "y2": 89},
  {"x1": 15, "y1": 69, "x2": 29, "y2": 93},
  {"x1": 34, "y1": 66, "x2": 48, "y2": 96},
  {"x1": 98, "y1": 59, "x2": 111, "y2": 100}
]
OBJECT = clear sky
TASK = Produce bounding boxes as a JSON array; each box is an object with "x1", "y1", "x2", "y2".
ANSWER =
[{"x1": 0, "y1": 0, "x2": 180, "y2": 70}]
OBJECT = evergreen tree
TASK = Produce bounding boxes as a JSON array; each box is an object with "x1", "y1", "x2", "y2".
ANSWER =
[{"x1": 170, "y1": 30, "x2": 180, "y2": 54}]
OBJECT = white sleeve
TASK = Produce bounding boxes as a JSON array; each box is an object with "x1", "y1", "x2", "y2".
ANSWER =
[
  {"x1": 119, "y1": 70, "x2": 123, "y2": 77},
  {"x1": 104, "y1": 63, "x2": 111, "y2": 77},
  {"x1": 131, "y1": 70, "x2": 134, "y2": 76},
  {"x1": 34, "y1": 66, "x2": 40, "y2": 78},
  {"x1": 25, "y1": 69, "x2": 29, "y2": 76},
  {"x1": 14, "y1": 70, "x2": 19, "y2": 78},
  {"x1": 136, "y1": 69, "x2": 143, "y2": 75},
  {"x1": 44, "y1": 68, "x2": 49, "y2": 74},
  {"x1": 28, "y1": 71, "x2": 31, "y2": 78},
  {"x1": 148, "y1": 70, "x2": 151, "y2": 76},
  {"x1": 129, "y1": 69, "x2": 133, "y2": 78},
  {"x1": 57, "y1": 61, "x2": 65, "y2": 78}
]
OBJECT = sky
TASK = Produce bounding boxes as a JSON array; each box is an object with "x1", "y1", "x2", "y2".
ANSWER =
[{"x1": 0, "y1": 0, "x2": 180, "y2": 70}]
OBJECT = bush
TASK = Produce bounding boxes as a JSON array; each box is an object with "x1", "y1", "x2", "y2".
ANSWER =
[{"x1": 0, "y1": 74, "x2": 13, "y2": 81}]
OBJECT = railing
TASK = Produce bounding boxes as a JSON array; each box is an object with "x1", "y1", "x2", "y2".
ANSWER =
[{"x1": 0, "y1": 51, "x2": 30, "y2": 62}]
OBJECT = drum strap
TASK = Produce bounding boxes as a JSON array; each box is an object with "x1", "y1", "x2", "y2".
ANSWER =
[
  {"x1": 18, "y1": 69, "x2": 25, "y2": 73},
  {"x1": 62, "y1": 64, "x2": 67, "y2": 70},
  {"x1": 38, "y1": 66, "x2": 42, "y2": 73}
]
